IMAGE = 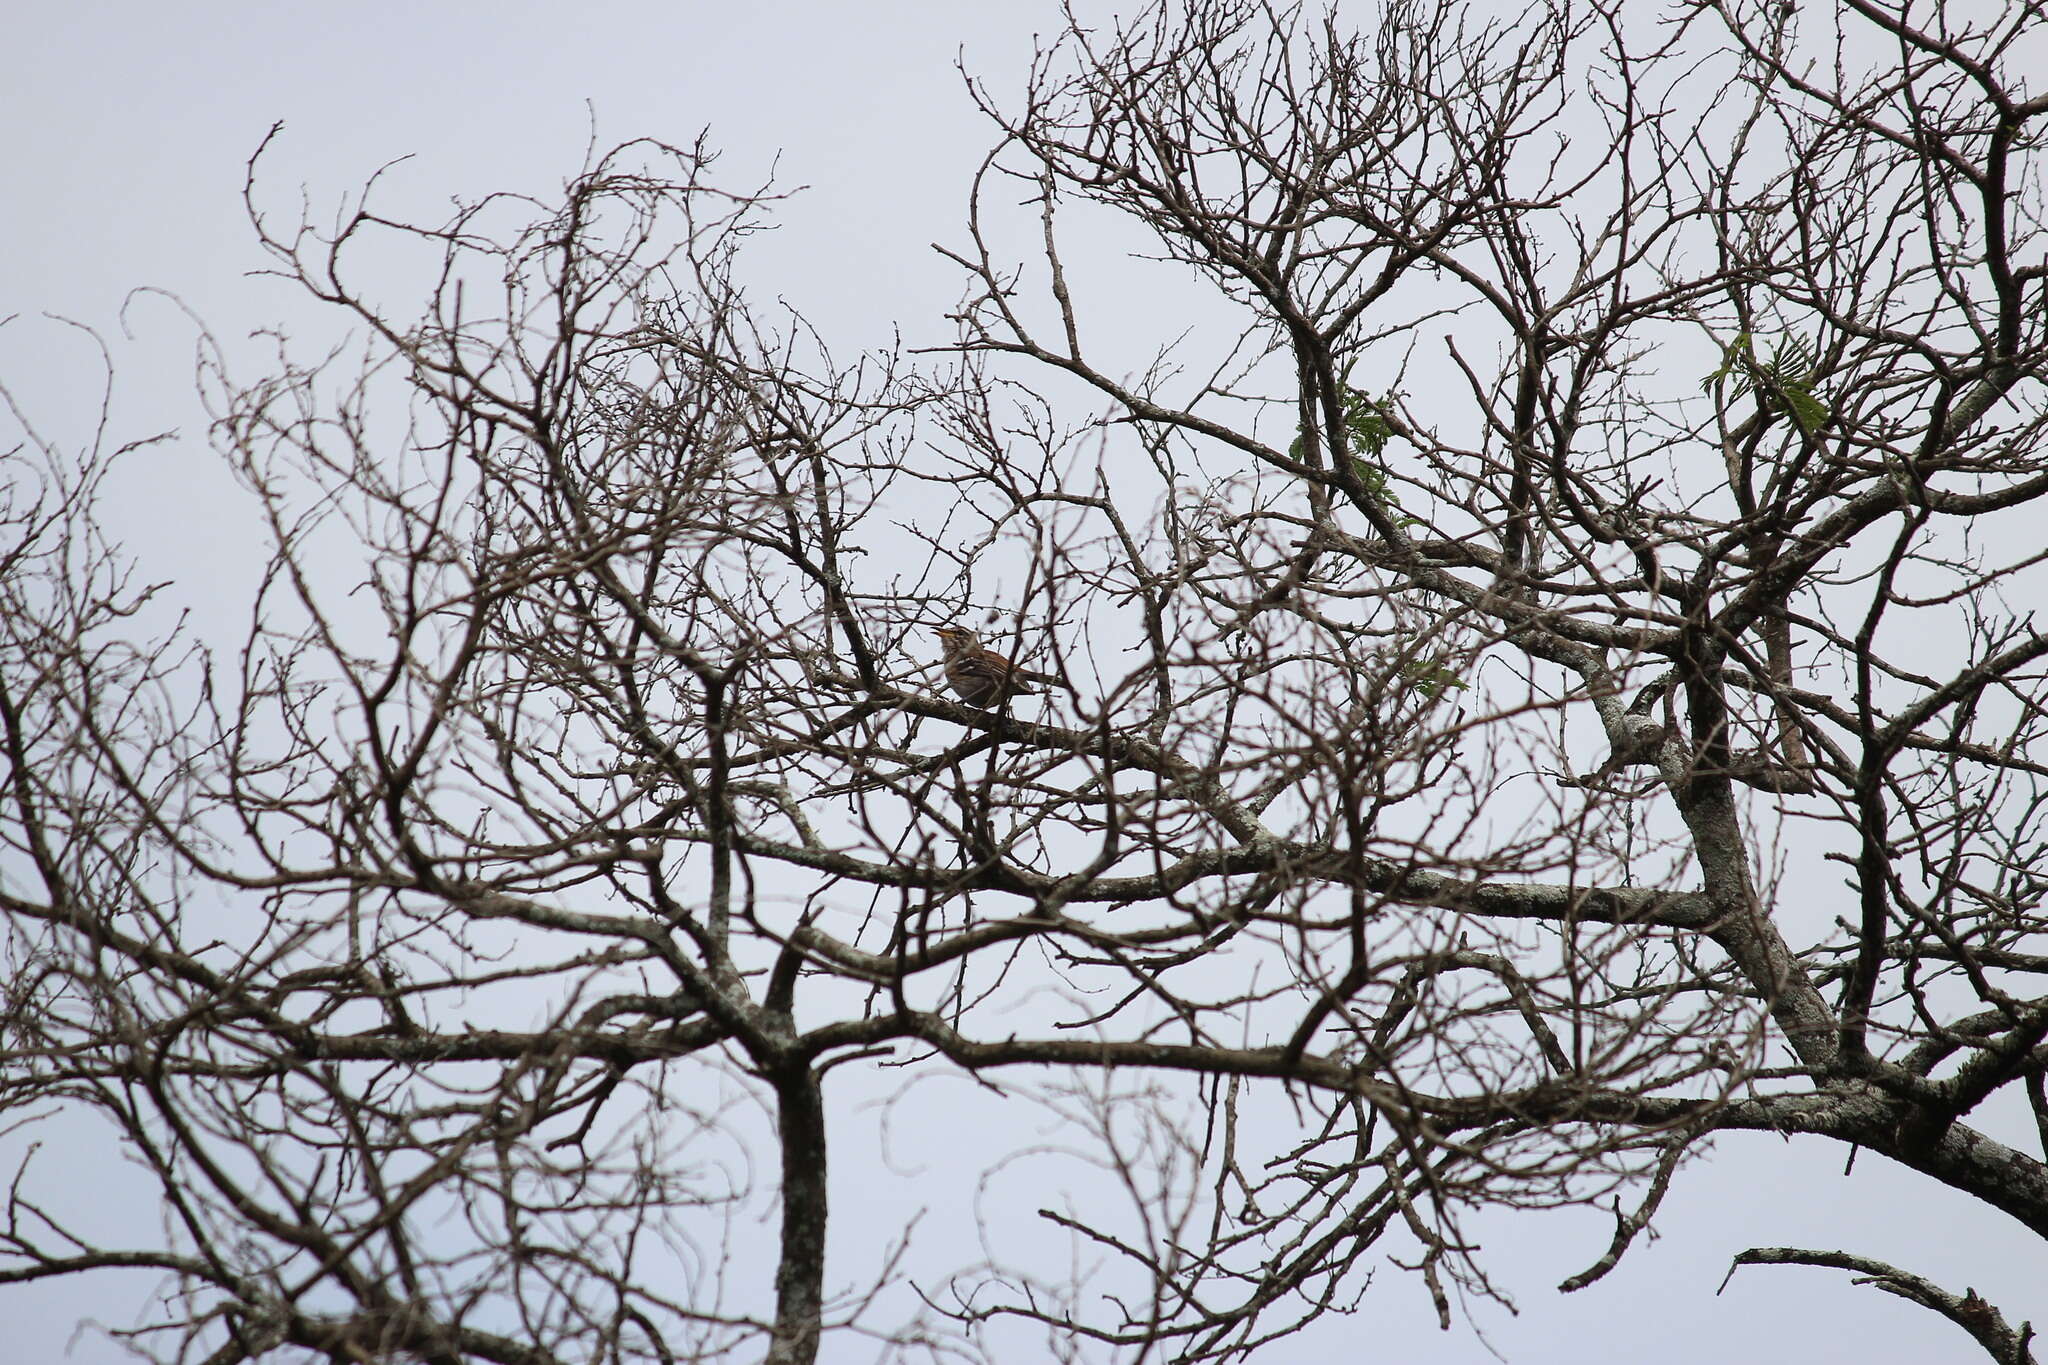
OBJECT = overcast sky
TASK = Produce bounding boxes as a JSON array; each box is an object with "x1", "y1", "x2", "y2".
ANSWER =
[{"x1": 3, "y1": 3, "x2": 2043, "y2": 1362}]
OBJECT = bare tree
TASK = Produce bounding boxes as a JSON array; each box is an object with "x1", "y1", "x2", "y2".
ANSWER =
[{"x1": 3, "y1": 1, "x2": 2047, "y2": 1362}]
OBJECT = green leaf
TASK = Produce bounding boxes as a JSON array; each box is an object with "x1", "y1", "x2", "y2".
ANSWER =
[
  {"x1": 1342, "y1": 387, "x2": 1394, "y2": 461},
  {"x1": 1399, "y1": 659, "x2": 1468, "y2": 698},
  {"x1": 1700, "y1": 331, "x2": 1754, "y2": 392},
  {"x1": 1293, "y1": 378, "x2": 1419, "y2": 524},
  {"x1": 1702, "y1": 330, "x2": 1829, "y2": 435}
]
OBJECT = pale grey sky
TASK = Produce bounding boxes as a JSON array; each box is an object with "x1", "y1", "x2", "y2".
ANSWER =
[{"x1": 2, "y1": 3, "x2": 2041, "y2": 1362}]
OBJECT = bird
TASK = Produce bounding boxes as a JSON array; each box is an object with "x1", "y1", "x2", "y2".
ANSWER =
[{"x1": 932, "y1": 625, "x2": 1062, "y2": 708}]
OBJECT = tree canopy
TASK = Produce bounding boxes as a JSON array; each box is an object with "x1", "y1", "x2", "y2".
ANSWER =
[{"x1": 4, "y1": 2, "x2": 2048, "y2": 1362}]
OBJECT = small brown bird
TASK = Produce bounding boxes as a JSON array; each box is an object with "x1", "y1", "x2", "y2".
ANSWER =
[{"x1": 932, "y1": 625, "x2": 1062, "y2": 707}]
